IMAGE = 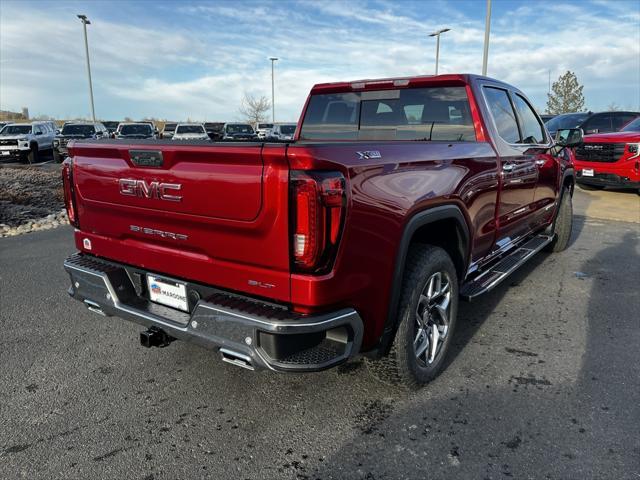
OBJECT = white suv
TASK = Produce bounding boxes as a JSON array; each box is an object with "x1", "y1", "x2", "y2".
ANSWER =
[
  {"x1": 0, "y1": 122, "x2": 55, "y2": 163},
  {"x1": 254, "y1": 122, "x2": 274, "y2": 139},
  {"x1": 268, "y1": 123, "x2": 297, "y2": 141},
  {"x1": 172, "y1": 123, "x2": 209, "y2": 141}
]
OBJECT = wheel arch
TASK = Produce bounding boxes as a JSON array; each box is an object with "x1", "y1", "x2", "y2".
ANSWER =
[{"x1": 375, "y1": 204, "x2": 471, "y2": 357}]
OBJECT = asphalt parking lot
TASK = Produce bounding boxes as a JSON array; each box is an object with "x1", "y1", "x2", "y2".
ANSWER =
[{"x1": 1, "y1": 189, "x2": 638, "y2": 480}]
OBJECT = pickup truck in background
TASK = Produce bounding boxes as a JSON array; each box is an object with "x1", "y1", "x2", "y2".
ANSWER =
[
  {"x1": 574, "y1": 116, "x2": 640, "y2": 191},
  {"x1": 62, "y1": 74, "x2": 580, "y2": 387}
]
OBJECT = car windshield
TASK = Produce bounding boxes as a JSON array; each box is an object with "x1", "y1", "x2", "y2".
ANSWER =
[
  {"x1": 164, "y1": 123, "x2": 177, "y2": 132},
  {"x1": 545, "y1": 113, "x2": 590, "y2": 132},
  {"x1": 102, "y1": 122, "x2": 119, "y2": 130},
  {"x1": 62, "y1": 125, "x2": 96, "y2": 136},
  {"x1": 176, "y1": 125, "x2": 205, "y2": 134},
  {"x1": 1, "y1": 125, "x2": 32, "y2": 135},
  {"x1": 258, "y1": 123, "x2": 273, "y2": 130},
  {"x1": 281, "y1": 125, "x2": 296, "y2": 134},
  {"x1": 621, "y1": 117, "x2": 640, "y2": 132},
  {"x1": 227, "y1": 124, "x2": 254, "y2": 134},
  {"x1": 120, "y1": 124, "x2": 152, "y2": 135}
]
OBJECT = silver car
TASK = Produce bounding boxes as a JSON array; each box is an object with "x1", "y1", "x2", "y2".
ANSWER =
[{"x1": 0, "y1": 122, "x2": 55, "y2": 163}]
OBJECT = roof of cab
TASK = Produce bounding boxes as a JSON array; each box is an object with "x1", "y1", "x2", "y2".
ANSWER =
[{"x1": 309, "y1": 73, "x2": 507, "y2": 94}]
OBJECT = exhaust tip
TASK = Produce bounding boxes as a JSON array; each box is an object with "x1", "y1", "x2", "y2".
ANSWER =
[{"x1": 220, "y1": 348, "x2": 254, "y2": 371}]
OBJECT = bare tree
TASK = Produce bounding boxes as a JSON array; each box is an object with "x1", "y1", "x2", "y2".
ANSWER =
[
  {"x1": 607, "y1": 102, "x2": 620, "y2": 112},
  {"x1": 239, "y1": 93, "x2": 271, "y2": 125}
]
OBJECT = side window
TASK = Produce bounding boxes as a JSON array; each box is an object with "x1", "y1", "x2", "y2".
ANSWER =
[
  {"x1": 33, "y1": 125, "x2": 41, "y2": 135},
  {"x1": 513, "y1": 94, "x2": 545, "y2": 144},
  {"x1": 484, "y1": 87, "x2": 520, "y2": 144},
  {"x1": 300, "y1": 93, "x2": 360, "y2": 140}
]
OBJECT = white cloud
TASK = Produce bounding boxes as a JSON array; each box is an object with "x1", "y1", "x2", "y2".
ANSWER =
[{"x1": 1, "y1": 0, "x2": 638, "y2": 120}]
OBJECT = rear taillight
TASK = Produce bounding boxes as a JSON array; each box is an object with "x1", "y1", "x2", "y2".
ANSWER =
[
  {"x1": 290, "y1": 171, "x2": 346, "y2": 273},
  {"x1": 61, "y1": 158, "x2": 79, "y2": 227}
]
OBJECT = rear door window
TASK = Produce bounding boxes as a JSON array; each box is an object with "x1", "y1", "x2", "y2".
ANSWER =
[
  {"x1": 483, "y1": 87, "x2": 520, "y2": 144},
  {"x1": 299, "y1": 87, "x2": 476, "y2": 141},
  {"x1": 613, "y1": 113, "x2": 637, "y2": 130}
]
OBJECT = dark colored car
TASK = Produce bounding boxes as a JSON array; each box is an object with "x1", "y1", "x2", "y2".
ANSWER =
[
  {"x1": 161, "y1": 123, "x2": 177, "y2": 139},
  {"x1": 574, "y1": 116, "x2": 640, "y2": 191},
  {"x1": 540, "y1": 114, "x2": 556, "y2": 123},
  {"x1": 222, "y1": 123, "x2": 257, "y2": 140},
  {"x1": 578, "y1": 111, "x2": 639, "y2": 135},
  {"x1": 62, "y1": 74, "x2": 577, "y2": 387},
  {"x1": 53, "y1": 122, "x2": 109, "y2": 162},
  {"x1": 114, "y1": 123, "x2": 156, "y2": 139},
  {"x1": 204, "y1": 122, "x2": 225, "y2": 141},
  {"x1": 102, "y1": 121, "x2": 121, "y2": 135},
  {"x1": 545, "y1": 112, "x2": 592, "y2": 137}
]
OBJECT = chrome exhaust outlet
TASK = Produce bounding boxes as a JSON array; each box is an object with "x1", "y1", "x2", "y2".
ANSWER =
[
  {"x1": 220, "y1": 348, "x2": 255, "y2": 371},
  {"x1": 84, "y1": 299, "x2": 106, "y2": 316}
]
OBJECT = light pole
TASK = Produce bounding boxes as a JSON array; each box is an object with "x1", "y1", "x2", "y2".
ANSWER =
[
  {"x1": 482, "y1": 0, "x2": 492, "y2": 76},
  {"x1": 269, "y1": 57, "x2": 278, "y2": 123},
  {"x1": 429, "y1": 28, "x2": 450, "y2": 76},
  {"x1": 77, "y1": 14, "x2": 96, "y2": 123}
]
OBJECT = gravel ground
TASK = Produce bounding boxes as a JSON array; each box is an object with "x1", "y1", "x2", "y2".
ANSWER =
[
  {"x1": 0, "y1": 214, "x2": 638, "y2": 479},
  {"x1": 0, "y1": 166, "x2": 66, "y2": 236}
]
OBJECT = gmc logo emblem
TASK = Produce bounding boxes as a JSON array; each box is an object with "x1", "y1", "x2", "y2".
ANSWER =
[{"x1": 118, "y1": 179, "x2": 182, "y2": 202}]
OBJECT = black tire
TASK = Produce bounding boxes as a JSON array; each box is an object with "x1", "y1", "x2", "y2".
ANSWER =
[
  {"x1": 366, "y1": 245, "x2": 458, "y2": 388},
  {"x1": 26, "y1": 144, "x2": 38, "y2": 164},
  {"x1": 577, "y1": 182, "x2": 604, "y2": 191},
  {"x1": 544, "y1": 188, "x2": 573, "y2": 253}
]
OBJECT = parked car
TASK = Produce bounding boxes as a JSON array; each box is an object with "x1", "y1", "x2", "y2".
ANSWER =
[
  {"x1": 574, "y1": 116, "x2": 640, "y2": 191},
  {"x1": 268, "y1": 123, "x2": 297, "y2": 141},
  {"x1": 204, "y1": 122, "x2": 225, "y2": 141},
  {"x1": 0, "y1": 121, "x2": 55, "y2": 163},
  {"x1": 254, "y1": 122, "x2": 274, "y2": 139},
  {"x1": 578, "y1": 111, "x2": 639, "y2": 135},
  {"x1": 114, "y1": 122, "x2": 156, "y2": 139},
  {"x1": 61, "y1": 73, "x2": 578, "y2": 387},
  {"x1": 222, "y1": 123, "x2": 257, "y2": 140},
  {"x1": 0, "y1": 121, "x2": 9, "y2": 131},
  {"x1": 161, "y1": 122, "x2": 177, "y2": 139},
  {"x1": 53, "y1": 122, "x2": 109, "y2": 162},
  {"x1": 102, "y1": 121, "x2": 120, "y2": 135},
  {"x1": 545, "y1": 112, "x2": 592, "y2": 137},
  {"x1": 172, "y1": 123, "x2": 209, "y2": 141}
]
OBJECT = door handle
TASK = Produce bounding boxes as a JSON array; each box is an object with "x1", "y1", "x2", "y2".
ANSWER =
[{"x1": 502, "y1": 163, "x2": 516, "y2": 172}]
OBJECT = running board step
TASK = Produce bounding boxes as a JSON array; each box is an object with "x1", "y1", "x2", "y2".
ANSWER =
[{"x1": 460, "y1": 234, "x2": 553, "y2": 300}]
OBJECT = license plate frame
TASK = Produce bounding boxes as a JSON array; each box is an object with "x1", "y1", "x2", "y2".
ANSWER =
[
  {"x1": 147, "y1": 274, "x2": 189, "y2": 312},
  {"x1": 582, "y1": 168, "x2": 594, "y2": 177}
]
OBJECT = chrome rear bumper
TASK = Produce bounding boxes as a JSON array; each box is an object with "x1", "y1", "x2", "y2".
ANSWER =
[{"x1": 63, "y1": 253, "x2": 363, "y2": 372}]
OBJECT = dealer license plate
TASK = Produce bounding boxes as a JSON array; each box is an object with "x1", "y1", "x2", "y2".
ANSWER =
[
  {"x1": 147, "y1": 275, "x2": 188, "y2": 312},
  {"x1": 582, "y1": 168, "x2": 594, "y2": 177}
]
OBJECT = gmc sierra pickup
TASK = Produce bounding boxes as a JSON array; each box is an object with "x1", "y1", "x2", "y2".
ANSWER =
[{"x1": 63, "y1": 74, "x2": 580, "y2": 387}]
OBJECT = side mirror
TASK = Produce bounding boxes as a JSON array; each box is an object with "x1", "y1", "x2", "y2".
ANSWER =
[{"x1": 555, "y1": 128, "x2": 583, "y2": 148}]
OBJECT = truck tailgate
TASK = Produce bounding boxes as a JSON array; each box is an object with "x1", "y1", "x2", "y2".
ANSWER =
[{"x1": 70, "y1": 141, "x2": 291, "y2": 302}]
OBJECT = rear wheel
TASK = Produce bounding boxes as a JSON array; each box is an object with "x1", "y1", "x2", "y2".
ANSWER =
[
  {"x1": 366, "y1": 245, "x2": 458, "y2": 388},
  {"x1": 544, "y1": 188, "x2": 573, "y2": 253},
  {"x1": 577, "y1": 182, "x2": 604, "y2": 191}
]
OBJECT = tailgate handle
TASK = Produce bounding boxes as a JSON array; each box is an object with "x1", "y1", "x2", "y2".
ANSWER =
[{"x1": 129, "y1": 150, "x2": 164, "y2": 168}]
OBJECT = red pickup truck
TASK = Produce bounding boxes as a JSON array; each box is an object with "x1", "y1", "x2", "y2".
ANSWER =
[
  {"x1": 62, "y1": 74, "x2": 579, "y2": 387},
  {"x1": 574, "y1": 116, "x2": 640, "y2": 191}
]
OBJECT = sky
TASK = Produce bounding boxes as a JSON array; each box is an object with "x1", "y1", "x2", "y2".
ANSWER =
[{"x1": 1, "y1": 0, "x2": 639, "y2": 122}]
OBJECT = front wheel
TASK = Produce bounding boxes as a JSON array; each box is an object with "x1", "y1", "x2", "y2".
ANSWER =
[
  {"x1": 544, "y1": 188, "x2": 573, "y2": 253},
  {"x1": 366, "y1": 245, "x2": 458, "y2": 388}
]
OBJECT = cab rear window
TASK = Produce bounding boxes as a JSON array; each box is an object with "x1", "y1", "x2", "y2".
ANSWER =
[{"x1": 300, "y1": 87, "x2": 476, "y2": 141}]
